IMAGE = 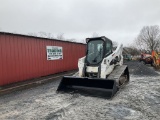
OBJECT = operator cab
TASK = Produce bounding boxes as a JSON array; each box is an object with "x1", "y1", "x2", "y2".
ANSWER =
[{"x1": 86, "y1": 36, "x2": 113, "y2": 66}]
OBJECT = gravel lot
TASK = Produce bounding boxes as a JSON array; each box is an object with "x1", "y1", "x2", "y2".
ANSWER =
[{"x1": 0, "y1": 61, "x2": 160, "y2": 120}]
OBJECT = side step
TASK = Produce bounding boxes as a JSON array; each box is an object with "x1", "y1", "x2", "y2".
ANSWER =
[{"x1": 57, "y1": 76, "x2": 118, "y2": 99}]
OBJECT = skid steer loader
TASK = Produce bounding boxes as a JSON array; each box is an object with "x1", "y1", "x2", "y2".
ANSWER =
[{"x1": 57, "y1": 36, "x2": 129, "y2": 98}]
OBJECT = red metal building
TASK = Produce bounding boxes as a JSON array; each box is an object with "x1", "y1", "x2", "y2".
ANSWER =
[{"x1": 0, "y1": 32, "x2": 86, "y2": 86}]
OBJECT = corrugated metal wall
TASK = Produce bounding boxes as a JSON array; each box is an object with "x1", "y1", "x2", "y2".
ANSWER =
[{"x1": 0, "y1": 32, "x2": 86, "y2": 86}]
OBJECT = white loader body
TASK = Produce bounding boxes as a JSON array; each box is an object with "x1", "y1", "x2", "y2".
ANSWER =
[{"x1": 78, "y1": 44, "x2": 123, "y2": 78}]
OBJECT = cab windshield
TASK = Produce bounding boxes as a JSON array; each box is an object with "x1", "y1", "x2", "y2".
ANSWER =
[{"x1": 86, "y1": 40, "x2": 104, "y2": 65}]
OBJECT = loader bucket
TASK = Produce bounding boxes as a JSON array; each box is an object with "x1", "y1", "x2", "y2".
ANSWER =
[{"x1": 57, "y1": 76, "x2": 118, "y2": 99}]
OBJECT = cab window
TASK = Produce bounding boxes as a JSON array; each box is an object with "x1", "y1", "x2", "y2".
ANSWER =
[{"x1": 106, "y1": 41, "x2": 112, "y2": 55}]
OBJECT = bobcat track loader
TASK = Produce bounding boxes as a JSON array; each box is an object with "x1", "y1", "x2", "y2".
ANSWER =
[{"x1": 57, "y1": 36, "x2": 129, "y2": 98}]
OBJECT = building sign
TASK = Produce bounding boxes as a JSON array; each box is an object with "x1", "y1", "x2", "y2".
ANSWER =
[{"x1": 46, "y1": 46, "x2": 63, "y2": 60}]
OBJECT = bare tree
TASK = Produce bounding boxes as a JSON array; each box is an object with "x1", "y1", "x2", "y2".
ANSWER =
[
  {"x1": 66, "y1": 38, "x2": 76, "y2": 42},
  {"x1": 57, "y1": 33, "x2": 65, "y2": 40},
  {"x1": 28, "y1": 32, "x2": 37, "y2": 37},
  {"x1": 127, "y1": 45, "x2": 141, "y2": 56},
  {"x1": 133, "y1": 38, "x2": 143, "y2": 50},
  {"x1": 38, "y1": 31, "x2": 54, "y2": 38},
  {"x1": 135, "y1": 25, "x2": 160, "y2": 52},
  {"x1": 38, "y1": 31, "x2": 47, "y2": 37}
]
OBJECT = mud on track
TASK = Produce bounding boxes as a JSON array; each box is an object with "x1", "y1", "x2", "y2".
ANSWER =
[{"x1": 0, "y1": 61, "x2": 160, "y2": 120}]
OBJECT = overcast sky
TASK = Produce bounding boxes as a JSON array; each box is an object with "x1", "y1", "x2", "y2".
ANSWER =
[{"x1": 0, "y1": 0, "x2": 160, "y2": 45}]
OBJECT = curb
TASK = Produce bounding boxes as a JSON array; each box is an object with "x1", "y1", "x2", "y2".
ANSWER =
[{"x1": 0, "y1": 71, "x2": 76, "y2": 95}]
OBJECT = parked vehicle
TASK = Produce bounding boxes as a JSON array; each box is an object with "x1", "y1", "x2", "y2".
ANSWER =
[
  {"x1": 123, "y1": 54, "x2": 132, "y2": 61},
  {"x1": 139, "y1": 53, "x2": 153, "y2": 65}
]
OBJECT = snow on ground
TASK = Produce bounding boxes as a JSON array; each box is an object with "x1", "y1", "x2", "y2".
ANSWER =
[{"x1": 0, "y1": 61, "x2": 160, "y2": 120}]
